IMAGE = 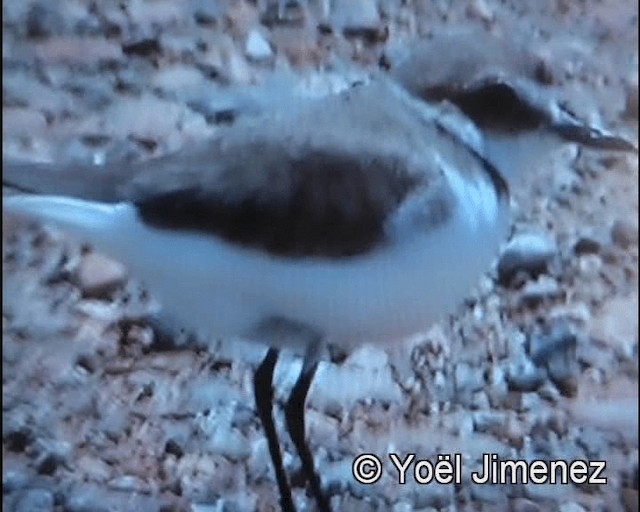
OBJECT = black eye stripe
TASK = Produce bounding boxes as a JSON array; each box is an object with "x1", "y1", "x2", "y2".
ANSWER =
[{"x1": 450, "y1": 81, "x2": 547, "y2": 132}]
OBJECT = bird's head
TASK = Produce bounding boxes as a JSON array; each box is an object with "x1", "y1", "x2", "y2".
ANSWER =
[
  {"x1": 389, "y1": 30, "x2": 637, "y2": 185},
  {"x1": 438, "y1": 77, "x2": 637, "y2": 183}
]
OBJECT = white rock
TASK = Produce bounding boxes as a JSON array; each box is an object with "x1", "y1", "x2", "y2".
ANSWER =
[
  {"x1": 331, "y1": 0, "x2": 379, "y2": 30},
  {"x1": 245, "y1": 29, "x2": 273, "y2": 61},
  {"x1": 558, "y1": 503, "x2": 587, "y2": 512},
  {"x1": 76, "y1": 252, "x2": 126, "y2": 298},
  {"x1": 466, "y1": 0, "x2": 494, "y2": 22},
  {"x1": 498, "y1": 232, "x2": 557, "y2": 284}
]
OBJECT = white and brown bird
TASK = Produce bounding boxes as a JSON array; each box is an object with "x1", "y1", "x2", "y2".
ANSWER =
[{"x1": 2, "y1": 29, "x2": 635, "y2": 512}]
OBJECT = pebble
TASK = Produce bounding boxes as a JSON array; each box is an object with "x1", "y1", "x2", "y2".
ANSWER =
[
  {"x1": 472, "y1": 410, "x2": 505, "y2": 432},
  {"x1": 77, "y1": 455, "x2": 113, "y2": 480},
  {"x1": 3, "y1": 107, "x2": 48, "y2": 137},
  {"x1": 620, "y1": 488, "x2": 639, "y2": 512},
  {"x1": 412, "y1": 481, "x2": 455, "y2": 509},
  {"x1": 26, "y1": 2, "x2": 66, "y2": 38},
  {"x1": 76, "y1": 252, "x2": 127, "y2": 298},
  {"x1": 506, "y1": 359, "x2": 545, "y2": 392},
  {"x1": 528, "y1": 321, "x2": 577, "y2": 366},
  {"x1": 470, "y1": 482, "x2": 506, "y2": 505},
  {"x1": 244, "y1": 29, "x2": 273, "y2": 61},
  {"x1": 511, "y1": 498, "x2": 542, "y2": 512},
  {"x1": 14, "y1": 488, "x2": 54, "y2": 512},
  {"x1": 466, "y1": 0, "x2": 494, "y2": 23},
  {"x1": 454, "y1": 362, "x2": 485, "y2": 394},
  {"x1": 107, "y1": 475, "x2": 150, "y2": 493},
  {"x1": 331, "y1": 0, "x2": 387, "y2": 42},
  {"x1": 2, "y1": 467, "x2": 30, "y2": 493},
  {"x1": 573, "y1": 235, "x2": 602, "y2": 255},
  {"x1": 485, "y1": 366, "x2": 509, "y2": 404},
  {"x1": 331, "y1": 0, "x2": 380, "y2": 31},
  {"x1": 611, "y1": 219, "x2": 638, "y2": 249},
  {"x1": 590, "y1": 295, "x2": 638, "y2": 359},
  {"x1": 497, "y1": 232, "x2": 557, "y2": 285},
  {"x1": 624, "y1": 81, "x2": 639, "y2": 120},
  {"x1": 523, "y1": 480, "x2": 568, "y2": 501},
  {"x1": 558, "y1": 502, "x2": 587, "y2": 512},
  {"x1": 102, "y1": 94, "x2": 184, "y2": 141},
  {"x1": 34, "y1": 36, "x2": 123, "y2": 64},
  {"x1": 519, "y1": 275, "x2": 560, "y2": 304},
  {"x1": 529, "y1": 322, "x2": 579, "y2": 396},
  {"x1": 577, "y1": 427, "x2": 607, "y2": 460}
]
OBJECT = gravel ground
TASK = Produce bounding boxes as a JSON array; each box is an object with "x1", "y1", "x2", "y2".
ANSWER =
[{"x1": 2, "y1": 1, "x2": 638, "y2": 511}]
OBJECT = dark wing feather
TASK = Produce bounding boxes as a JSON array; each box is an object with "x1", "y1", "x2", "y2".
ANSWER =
[{"x1": 135, "y1": 146, "x2": 419, "y2": 258}]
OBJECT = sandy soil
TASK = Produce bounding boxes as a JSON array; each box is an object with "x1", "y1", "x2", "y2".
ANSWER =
[{"x1": 2, "y1": 1, "x2": 638, "y2": 511}]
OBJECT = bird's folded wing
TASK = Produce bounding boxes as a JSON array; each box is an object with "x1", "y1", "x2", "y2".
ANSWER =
[{"x1": 3, "y1": 81, "x2": 460, "y2": 258}]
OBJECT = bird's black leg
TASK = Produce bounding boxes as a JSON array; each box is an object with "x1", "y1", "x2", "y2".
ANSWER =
[
  {"x1": 254, "y1": 348, "x2": 296, "y2": 512},
  {"x1": 285, "y1": 354, "x2": 331, "y2": 512}
]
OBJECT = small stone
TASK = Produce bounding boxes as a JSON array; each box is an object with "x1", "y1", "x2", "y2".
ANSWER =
[
  {"x1": 259, "y1": 0, "x2": 306, "y2": 27},
  {"x1": 454, "y1": 362, "x2": 484, "y2": 394},
  {"x1": 528, "y1": 321, "x2": 577, "y2": 366},
  {"x1": 3, "y1": 108, "x2": 48, "y2": 137},
  {"x1": 519, "y1": 276, "x2": 560, "y2": 304},
  {"x1": 590, "y1": 295, "x2": 639, "y2": 359},
  {"x1": 623, "y1": 81, "x2": 639, "y2": 120},
  {"x1": 611, "y1": 219, "x2": 638, "y2": 249},
  {"x1": 498, "y1": 232, "x2": 557, "y2": 285},
  {"x1": 470, "y1": 482, "x2": 506, "y2": 504},
  {"x1": 107, "y1": 475, "x2": 149, "y2": 493},
  {"x1": 506, "y1": 359, "x2": 545, "y2": 392},
  {"x1": 520, "y1": 391, "x2": 543, "y2": 412},
  {"x1": 2, "y1": 467, "x2": 30, "y2": 493},
  {"x1": 165, "y1": 438, "x2": 184, "y2": 458},
  {"x1": 332, "y1": 0, "x2": 380, "y2": 31},
  {"x1": 332, "y1": 0, "x2": 387, "y2": 43},
  {"x1": 14, "y1": 489, "x2": 54, "y2": 512},
  {"x1": 392, "y1": 502, "x2": 413, "y2": 512},
  {"x1": 442, "y1": 411, "x2": 474, "y2": 436},
  {"x1": 558, "y1": 502, "x2": 587, "y2": 512},
  {"x1": 76, "y1": 252, "x2": 126, "y2": 298},
  {"x1": 578, "y1": 253, "x2": 602, "y2": 277},
  {"x1": 26, "y1": 2, "x2": 65, "y2": 38},
  {"x1": 77, "y1": 455, "x2": 113, "y2": 481},
  {"x1": 511, "y1": 498, "x2": 542, "y2": 512},
  {"x1": 63, "y1": 484, "x2": 112, "y2": 512},
  {"x1": 244, "y1": 29, "x2": 273, "y2": 61},
  {"x1": 471, "y1": 390, "x2": 491, "y2": 409},
  {"x1": 528, "y1": 322, "x2": 579, "y2": 396},
  {"x1": 36, "y1": 452, "x2": 62, "y2": 475},
  {"x1": 573, "y1": 235, "x2": 602, "y2": 255},
  {"x1": 523, "y1": 481, "x2": 567, "y2": 501},
  {"x1": 620, "y1": 488, "x2": 638, "y2": 512},
  {"x1": 472, "y1": 411, "x2": 505, "y2": 432},
  {"x1": 486, "y1": 366, "x2": 508, "y2": 405},
  {"x1": 466, "y1": 0, "x2": 494, "y2": 23},
  {"x1": 34, "y1": 37, "x2": 123, "y2": 64}
]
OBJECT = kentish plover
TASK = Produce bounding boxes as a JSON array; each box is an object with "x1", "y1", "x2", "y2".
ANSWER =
[{"x1": 3, "y1": 31, "x2": 634, "y2": 512}]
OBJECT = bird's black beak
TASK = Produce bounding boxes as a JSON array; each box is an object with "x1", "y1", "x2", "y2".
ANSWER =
[{"x1": 551, "y1": 106, "x2": 637, "y2": 152}]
